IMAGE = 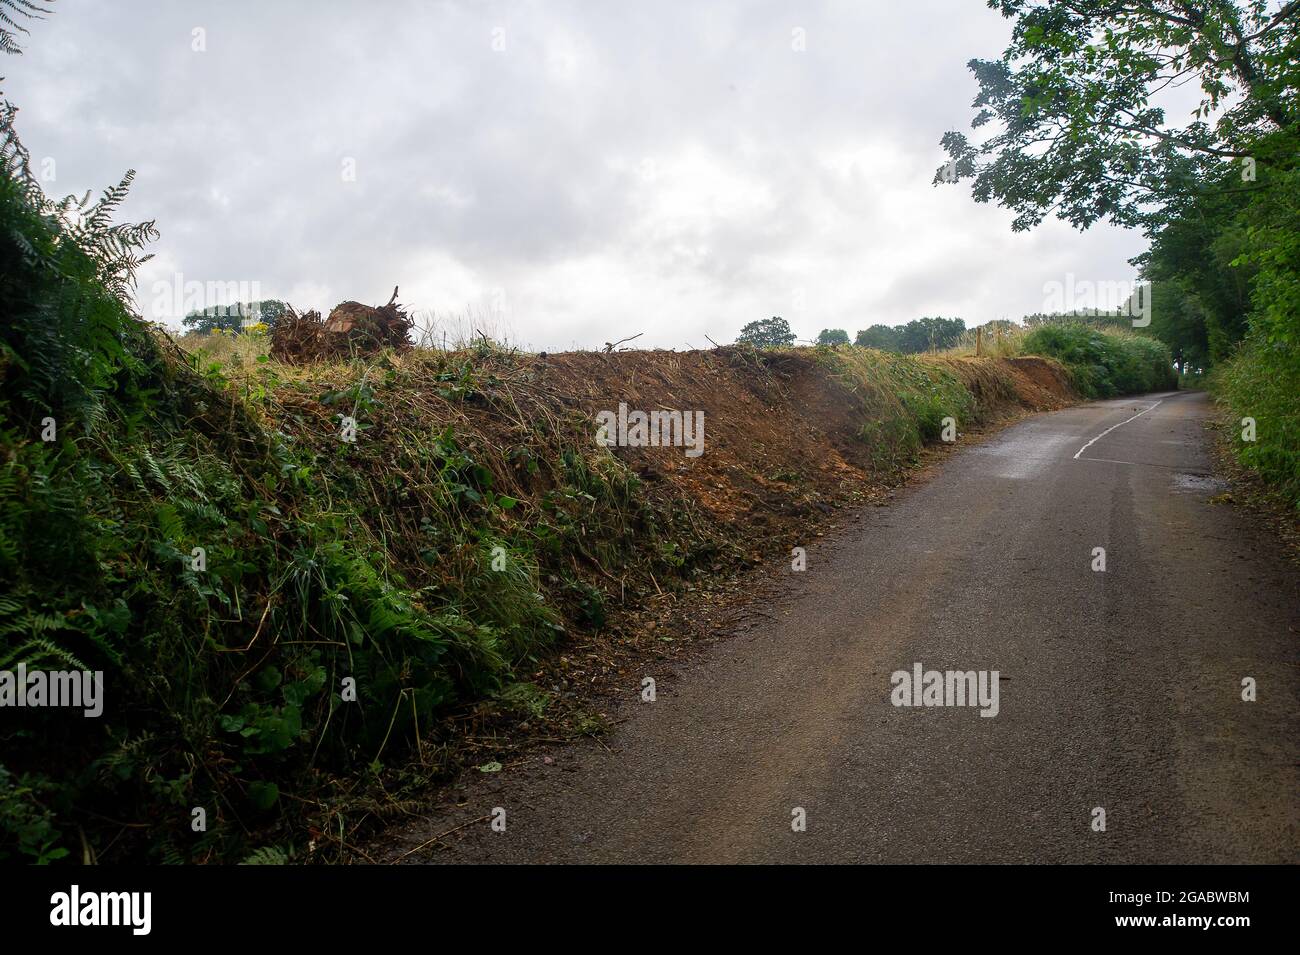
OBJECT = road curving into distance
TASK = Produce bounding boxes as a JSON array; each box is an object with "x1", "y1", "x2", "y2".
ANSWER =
[{"x1": 387, "y1": 390, "x2": 1298, "y2": 864}]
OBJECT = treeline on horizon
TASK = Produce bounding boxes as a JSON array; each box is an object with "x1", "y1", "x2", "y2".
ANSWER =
[{"x1": 812, "y1": 312, "x2": 1141, "y2": 355}]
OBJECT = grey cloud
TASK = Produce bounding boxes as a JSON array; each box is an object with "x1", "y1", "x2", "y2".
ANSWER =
[{"x1": 6, "y1": 0, "x2": 1148, "y2": 350}]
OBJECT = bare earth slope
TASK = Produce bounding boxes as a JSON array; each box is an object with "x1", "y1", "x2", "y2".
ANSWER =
[{"x1": 382, "y1": 391, "x2": 1298, "y2": 864}]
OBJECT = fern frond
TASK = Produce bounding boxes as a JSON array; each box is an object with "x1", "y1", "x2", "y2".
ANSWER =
[
  {"x1": 239, "y1": 845, "x2": 289, "y2": 865},
  {"x1": 0, "y1": 635, "x2": 88, "y2": 671}
]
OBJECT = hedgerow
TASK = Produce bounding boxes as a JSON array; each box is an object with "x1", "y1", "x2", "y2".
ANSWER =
[{"x1": 1019, "y1": 324, "x2": 1177, "y2": 398}]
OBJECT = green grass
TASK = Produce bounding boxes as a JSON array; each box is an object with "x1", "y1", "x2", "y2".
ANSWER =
[{"x1": 812, "y1": 347, "x2": 980, "y2": 475}]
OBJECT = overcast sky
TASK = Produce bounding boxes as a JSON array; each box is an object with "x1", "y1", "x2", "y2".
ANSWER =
[{"x1": 6, "y1": 0, "x2": 1150, "y2": 350}]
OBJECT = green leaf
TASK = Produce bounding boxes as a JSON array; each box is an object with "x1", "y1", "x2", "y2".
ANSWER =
[{"x1": 248, "y1": 781, "x2": 279, "y2": 810}]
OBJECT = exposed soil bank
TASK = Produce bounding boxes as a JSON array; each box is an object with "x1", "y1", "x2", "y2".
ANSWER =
[
  {"x1": 3, "y1": 334, "x2": 1078, "y2": 863},
  {"x1": 261, "y1": 344, "x2": 1075, "y2": 860},
  {"x1": 496, "y1": 350, "x2": 1075, "y2": 528},
  {"x1": 374, "y1": 391, "x2": 1298, "y2": 865}
]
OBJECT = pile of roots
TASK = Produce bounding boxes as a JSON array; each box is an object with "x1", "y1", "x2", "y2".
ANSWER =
[{"x1": 271, "y1": 286, "x2": 412, "y2": 363}]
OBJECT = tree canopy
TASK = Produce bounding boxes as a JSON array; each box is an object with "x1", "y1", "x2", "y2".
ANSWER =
[
  {"x1": 816, "y1": 328, "x2": 850, "y2": 345},
  {"x1": 737, "y1": 316, "x2": 796, "y2": 348},
  {"x1": 182, "y1": 299, "x2": 288, "y2": 334},
  {"x1": 939, "y1": 0, "x2": 1298, "y2": 234},
  {"x1": 941, "y1": 0, "x2": 1299, "y2": 504},
  {"x1": 854, "y1": 317, "x2": 967, "y2": 353}
]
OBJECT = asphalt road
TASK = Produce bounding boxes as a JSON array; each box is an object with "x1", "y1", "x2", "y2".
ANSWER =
[{"x1": 396, "y1": 391, "x2": 1299, "y2": 864}]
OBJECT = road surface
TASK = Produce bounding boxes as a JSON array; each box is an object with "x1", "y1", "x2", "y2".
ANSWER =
[{"x1": 392, "y1": 391, "x2": 1299, "y2": 864}]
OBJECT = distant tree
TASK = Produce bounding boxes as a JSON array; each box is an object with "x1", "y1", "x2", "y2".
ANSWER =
[
  {"x1": 855, "y1": 325, "x2": 902, "y2": 351},
  {"x1": 182, "y1": 307, "x2": 239, "y2": 335},
  {"x1": 255, "y1": 299, "x2": 289, "y2": 327},
  {"x1": 1142, "y1": 282, "x2": 1212, "y2": 373},
  {"x1": 1134, "y1": 164, "x2": 1255, "y2": 364},
  {"x1": 897, "y1": 316, "x2": 966, "y2": 353},
  {"x1": 816, "y1": 328, "x2": 850, "y2": 345},
  {"x1": 737, "y1": 316, "x2": 796, "y2": 348},
  {"x1": 183, "y1": 300, "x2": 288, "y2": 334},
  {"x1": 857, "y1": 324, "x2": 899, "y2": 350}
]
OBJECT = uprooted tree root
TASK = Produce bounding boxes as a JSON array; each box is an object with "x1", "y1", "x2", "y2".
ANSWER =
[{"x1": 270, "y1": 286, "x2": 413, "y2": 364}]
